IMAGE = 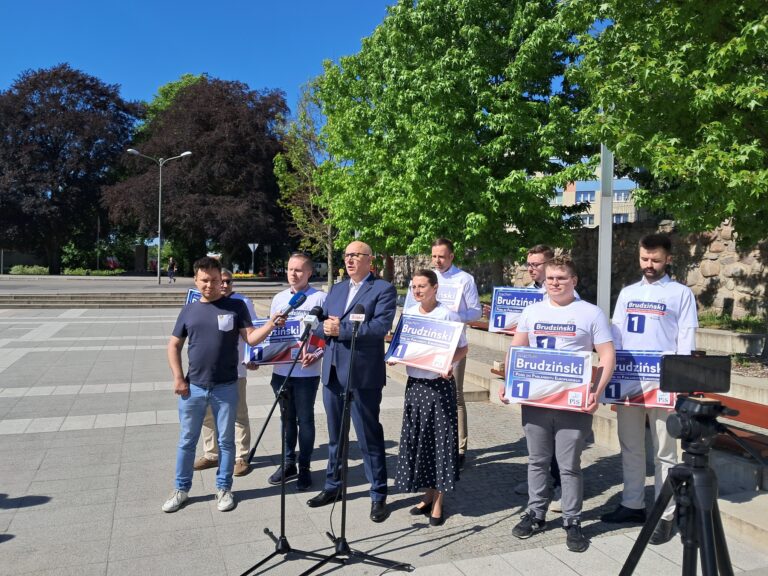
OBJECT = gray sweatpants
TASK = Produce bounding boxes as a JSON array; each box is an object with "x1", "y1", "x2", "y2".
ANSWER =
[{"x1": 522, "y1": 405, "x2": 592, "y2": 526}]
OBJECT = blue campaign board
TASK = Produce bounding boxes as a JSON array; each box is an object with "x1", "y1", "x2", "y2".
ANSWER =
[
  {"x1": 488, "y1": 287, "x2": 543, "y2": 334},
  {"x1": 185, "y1": 289, "x2": 202, "y2": 304},
  {"x1": 505, "y1": 346, "x2": 593, "y2": 411},
  {"x1": 403, "y1": 280, "x2": 464, "y2": 313},
  {"x1": 244, "y1": 320, "x2": 324, "y2": 366},
  {"x1": 600, "y1": 350, "x2": 675, "y2": 408},
  {"x1": 385, "y1": 314, "x2": 464, "y2": 374}
]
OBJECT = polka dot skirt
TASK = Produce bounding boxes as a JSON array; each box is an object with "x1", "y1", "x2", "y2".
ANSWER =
[{"x1": 395, "y1": 376, "x2": 460, "y2": 493}]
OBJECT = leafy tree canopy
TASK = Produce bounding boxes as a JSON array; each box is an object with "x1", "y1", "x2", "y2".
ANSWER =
[
  {"x1": 317, "y1": 0, "x2": 594, "y2": 263},
  {"x1": 0, "y1": 64, "x2": 139, "y2": 273},
  {"x1": 274, "y1": 82, "x2": 337, "y2": 286},
  {"x1": 103, "y1": 76, "x2": 288, "y2": 268},
  {"x1": 568, "y1": 0, "x2": 768, "y2": 246}
]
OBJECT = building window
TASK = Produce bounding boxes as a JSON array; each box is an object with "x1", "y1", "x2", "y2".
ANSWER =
[
  {"x1": 576, "y1": 190, "x2": 595, "y2": 203},
  {"x1": 614, "y1": 189, "x2": 632, "y2": 202},
  {"x1": 552, "y1": 188, "x2": 564, "y2": 205},
  {"x1": 580, "y1": 214, "x2": 595, "y2": 226},
  {"x1": 613, "y1": 213, "x2": 629, "y2": 224}
]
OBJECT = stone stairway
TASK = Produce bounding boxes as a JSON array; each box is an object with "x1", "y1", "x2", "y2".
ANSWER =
[{"x1": 0, "y1": 288, "x2": 283, "y2": 308}]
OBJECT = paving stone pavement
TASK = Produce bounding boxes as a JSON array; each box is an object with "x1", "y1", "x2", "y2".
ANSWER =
[{"x1": 0, "y1": 306, "x2": 766, "y2": 576}]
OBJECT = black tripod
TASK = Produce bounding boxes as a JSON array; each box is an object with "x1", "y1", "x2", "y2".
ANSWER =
[
  {"x1": 301, "y1": 314, "x2": 413, "y2": 575},
  {"x1": 241, "y1": 319, "x2": 339, "y2": 576},
  {"x1": 620, "y1": 396, "x2": 749, "y2": 576}
]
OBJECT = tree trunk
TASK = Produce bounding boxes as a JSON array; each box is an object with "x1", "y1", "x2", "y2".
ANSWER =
[
  {"x1": 47, "y1": 237, "x2": 62, "y2": 275},
  {"x1": 490, "y1": 258, "x2": 504, "y2": 288},
  {"x1": 326, "y1": 226, "x2": 334, "y2": 292},
  {"x1": 383, "y1": 253, "x2": 395, "y2": 283}
]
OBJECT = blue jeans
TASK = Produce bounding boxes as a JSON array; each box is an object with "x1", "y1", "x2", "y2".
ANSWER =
[
  {"x1": 175, "y1": 381, "x2": 238, "y2": 492},
  {"x1": 270, "y1": 374, "x2": 320, "y2": 468}
]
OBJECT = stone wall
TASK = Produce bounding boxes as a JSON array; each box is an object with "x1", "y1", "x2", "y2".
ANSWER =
[{"x1": 392, "y1": 220, "x2": 768, "y2": 318}]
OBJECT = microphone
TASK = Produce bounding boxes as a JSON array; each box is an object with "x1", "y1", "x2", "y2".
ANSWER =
[
  {"x1": 350, "y1": 303, "x2": 365, "y2": 337},
  {"x1": 301, "y1": 305, "x2": 325, "y2": 331},
  {"x1": 278, "y1": 291, "x2": 307, "y2": 316}
]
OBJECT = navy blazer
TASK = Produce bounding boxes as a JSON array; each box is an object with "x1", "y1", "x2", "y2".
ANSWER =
[{"x1": 317, "y1": 273, "x2": 397, "y2": 390}]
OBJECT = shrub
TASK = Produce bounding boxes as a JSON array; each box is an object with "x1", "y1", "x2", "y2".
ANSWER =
[{"x1": 9, "y1": 265, "x2": 48, "y2": 275}]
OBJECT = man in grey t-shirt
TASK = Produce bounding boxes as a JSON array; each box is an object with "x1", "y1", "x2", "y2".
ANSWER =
[{"x1": 162, "y1": 256, "x2": 282, "y2": 514}]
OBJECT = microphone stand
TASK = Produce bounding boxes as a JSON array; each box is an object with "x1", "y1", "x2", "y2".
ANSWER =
[
  {"x1": 240, "y1": 319, "x2": 339, "y2": 576},
  {"x1": 301, "y1": 320, "x2": 412, "y2": 575}
]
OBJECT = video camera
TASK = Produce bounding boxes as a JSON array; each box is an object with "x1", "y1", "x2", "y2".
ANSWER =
[{"x1": 659, "y1": 355, "x2": 735, "y2": 446}]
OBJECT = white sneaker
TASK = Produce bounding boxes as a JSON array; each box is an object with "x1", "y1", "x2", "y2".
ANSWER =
[
  {"x1": 216, "y1": 489, "x2": 235, "y2": 512},
  {"x1": 550, "y1": 486, "x2": 562, "y2": 513},
  {"x1": 162, "y1": 489, "x2": 188, "y2": 513}
]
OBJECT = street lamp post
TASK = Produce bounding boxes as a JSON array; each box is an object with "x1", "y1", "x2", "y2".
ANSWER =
[{"x1": 126, "y1": 148, "x2": 192, "y2": 285}]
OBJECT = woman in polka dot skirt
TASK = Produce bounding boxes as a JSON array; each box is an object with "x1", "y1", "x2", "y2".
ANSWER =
[{"x1": 391, "y1": 269, "x2": 468, "y2": 526}]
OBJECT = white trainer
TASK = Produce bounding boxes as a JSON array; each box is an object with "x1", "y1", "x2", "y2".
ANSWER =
[
  {"x1": 162, "y1": 489, "x2": 188, "y2": 513},
  {"x1": 216, "y1": 489, "x2": 235, "y2": 512}
]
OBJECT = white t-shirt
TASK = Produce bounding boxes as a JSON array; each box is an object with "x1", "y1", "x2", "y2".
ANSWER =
[
  {"x1": 434, "y1": 265, "x2": 482, "y2": 323},
  {"x1": 403, "y1": 302, "x2": 467, "y2": 380},
  {"x1": 517, "y1": 299, "x2": 613, "y2": 352},
  {"x1": 270, "y1": 286, "x2": 328, "y2": 377},
  {"x1": 612, "y1": 275, "x2": 698, "y2": 354}
]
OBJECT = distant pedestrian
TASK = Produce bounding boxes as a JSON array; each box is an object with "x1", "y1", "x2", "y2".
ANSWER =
[{"x1": 168, "y1": 257, "x2": 178, "y2": 283}]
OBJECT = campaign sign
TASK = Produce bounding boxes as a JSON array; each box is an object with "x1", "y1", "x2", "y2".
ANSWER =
[
  {"x1": 504, "y1": 347, "x2": 593, "y2": 411},
  {"x1": 385, "y1": 314, "x2": 464, "y2": 374},
  {"x1": 488, "y1": 287, "x2": 543, "y2": 334},
  {"x1": 243, "y1": 320, "x2": 324, "y2": 365},
  {"x1": 403, "y1": 280, "x2": 463, "y2": 313},
  {"x1": 185, "y1": 289, "x2": 202, "y2": 305},
  {"x1": 600, "y1": 350, "x2": 675, "y2": 408}
]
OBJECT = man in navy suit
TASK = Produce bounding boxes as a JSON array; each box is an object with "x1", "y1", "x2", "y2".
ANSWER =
[{"x1": 306, "y1": 241, "x2": 397, "y2": 523}]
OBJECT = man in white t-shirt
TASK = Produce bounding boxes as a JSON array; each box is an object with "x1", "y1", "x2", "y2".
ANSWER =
[
  {"x1": 193, "y1": 269, "x2": 258, "y2": 477},
  {"x1": 499, "y1": 256, "x2": 615, "y2": 553},
  {"x1": 431, "y1": 238, "x2": 482, "y2": 469},
  {"x1": 267, "y1": 252, "x2": 327, "y2": 491},
  {"x1": 601, "y1": 234, "x2": 698, "y2": 545}
]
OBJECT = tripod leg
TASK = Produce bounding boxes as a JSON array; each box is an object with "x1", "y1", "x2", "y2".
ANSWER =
[
  {"x1": 691, "y1": 468, "x2": 719, "y2": 576},
  {"x1": 620, "y1": 476, "x2": 676, "y2": 576},
  {"x1": 711, "y1": 500, "x2": 734, "y2": 576}
]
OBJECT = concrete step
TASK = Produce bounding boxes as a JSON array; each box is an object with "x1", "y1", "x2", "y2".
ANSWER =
[
  {"x1": 0, "y1": 289, "x2": 281, "y2": 308},
  {"x1": 718, "y1": 490, "x2": 768, "y2": 548}
]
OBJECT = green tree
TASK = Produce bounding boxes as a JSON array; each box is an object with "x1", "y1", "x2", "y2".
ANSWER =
[
  {"x1": 317, "y1": 0, "x2": 593, "y2": 280},
  {"x1": 135, "y1": 73, "x2": 204, "y2": 139},
  {"x1": 274, "y1": 83, "x2": 337, "y2": 288},
  {"x1": 568, "y1": 0, "x2": 768, "y2": 245},
  {"x1": 0, "y1": 64, "x2": 139, "y2": 273}
]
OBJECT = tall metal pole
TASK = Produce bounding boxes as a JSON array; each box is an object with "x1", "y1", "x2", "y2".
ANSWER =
[
  {"x1": 157, "y1": 160, "x2": 164, "y2": 285},
  {"x1": 126, "y1": 149, "x2": 191, "y2": 284},
  {"x1": 597, "y1": 143, "x2": 614, "y2": 317}
]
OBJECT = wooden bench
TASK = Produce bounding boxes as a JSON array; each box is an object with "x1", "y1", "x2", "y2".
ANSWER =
[{"x1": 703, "y1": 394, "x2": 768, "y2": 461}]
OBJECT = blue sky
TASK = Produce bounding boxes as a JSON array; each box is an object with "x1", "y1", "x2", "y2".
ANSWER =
[{"x1": 0, "y1": 0, "x2": 396, "y2": 114}]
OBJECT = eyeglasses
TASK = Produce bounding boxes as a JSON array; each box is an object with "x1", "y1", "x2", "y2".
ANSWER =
[
  {"x1": 526, "y1": 261, "x2": 546, "y2": 269},
  {"x1": 221, "y1": 279, "x2": 233, "y2": 285},
  {"x1": 343, "y1": 252, "x2": 371, "y2": 260}
]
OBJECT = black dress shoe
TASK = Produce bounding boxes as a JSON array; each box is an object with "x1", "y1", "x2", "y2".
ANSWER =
[
  {"x1": 458, "y1": 454, "x2": 466, "y2": 471},
  {"x1": 650, "y1": 518, "x2": 676, "y2": 545},
  {"x1": 370, "y1": 500, "x2": 390, "y2": 523},
  {"x1": 409, "y1": 502, "x2": 433, "y2": 516},
  {"x1": 306, "y1": 489, "x2": 339, "y2": 508},
  {"x1": 600, "y1": 505, "x2": 647, "y2": 524},
  {"x1": 429, "y1": 513, "x2": 445, "y2": 527}
]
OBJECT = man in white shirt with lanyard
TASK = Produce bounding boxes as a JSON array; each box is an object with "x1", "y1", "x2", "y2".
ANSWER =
[
  {"x1": 601, "y1": 233, "x2": 698, "y2": 545},
  {"x1": 431, "y1": 238, "x2": 482, "y2": 469},
  {"x1": 267, "y1": 252, "x2": 327, "y2": 491}
]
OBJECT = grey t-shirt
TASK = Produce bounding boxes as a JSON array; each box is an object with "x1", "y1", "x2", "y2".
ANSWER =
[{"x1": 172, "y1": 297, "x2": 253, "y2": 386}]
